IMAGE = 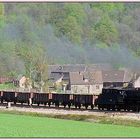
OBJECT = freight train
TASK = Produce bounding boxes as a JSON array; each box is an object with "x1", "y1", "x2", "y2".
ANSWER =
[
  {"x1": 0, "y1": 87, "x2": 140, "y2": 112},
  {"x1": 0, "y1": 91, "x2": 94, "y2": 109}
]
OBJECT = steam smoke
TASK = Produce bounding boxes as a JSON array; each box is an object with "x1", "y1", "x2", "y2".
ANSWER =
[
  {"x1": 1, "y1": 13, "x2": 140, "y2": 75},
  {"x1": 39, "y1": 25, "x2": 140, "y2": 69}
]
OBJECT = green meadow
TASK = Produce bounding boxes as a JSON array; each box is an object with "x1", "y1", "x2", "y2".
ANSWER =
[{"x1": 0, "y1": 113, "x2": 140, "y2": 138}]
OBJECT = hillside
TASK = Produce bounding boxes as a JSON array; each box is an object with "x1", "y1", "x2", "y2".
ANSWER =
[{"x1": 0, "y1": 3, "x2": 140, "y2": 77}]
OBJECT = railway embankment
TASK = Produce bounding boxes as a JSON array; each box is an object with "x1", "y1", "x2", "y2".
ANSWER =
[{"x1": 0, "y1": 105, "x2": 140, "y2": 127}]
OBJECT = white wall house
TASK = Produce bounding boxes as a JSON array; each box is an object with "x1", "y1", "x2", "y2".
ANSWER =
[
  {"x1": 70, "y1": 71, "x2": 103, "y2": 95},
  {"x1": 89, "y1": 84, "x2": 103, "y2": 95}
]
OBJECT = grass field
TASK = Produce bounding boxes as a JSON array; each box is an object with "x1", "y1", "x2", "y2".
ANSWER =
[
  {"x1": 0, "y1": 83, "x2": 15, "y2": 90},
  {"x1": 0, "y1": 113, "x2": 140, "y2": 137}
]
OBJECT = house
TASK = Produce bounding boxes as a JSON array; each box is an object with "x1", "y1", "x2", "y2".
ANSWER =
[
  {"x1": 69, "y1": 71, "x2": 103, "y2": 95},
  {"x1": 19, "y1": 76, "x2": 26, "y2": 88},
  {"x1": 69, "y1": 69, "x2": 136, "y2": 95},
  {"x1": 48, "y1": 64, "x2": 86, "y2": 91},
  {"x1": 69, "y1": 72, "x2": 90, "y2": 94},
  {"x1": 49, "y1": 71, "x2": 72, "y2": 92},
  {"x1": 102, "y1": 70, "x2": 124, "y2": 87},
  {"x1": 48, "y1": 64, "x2": 139, "y2": 94},
  {"x1": 102, "y1": 70, "x2": 133, "y2": 88},
  {"x1": 83, "y1": 71, "x2": 103, "y2": 95},
  {"x1": 16, "y1": 75, "x2": 32, "y2": 91},
  {"x1": 48, "y1": 63, "x2": 112, "y2": 91}
]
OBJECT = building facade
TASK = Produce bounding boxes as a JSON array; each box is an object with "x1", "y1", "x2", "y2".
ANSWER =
[{"x1": 48, "y1": 64, "x2": 137, "y2": 95}]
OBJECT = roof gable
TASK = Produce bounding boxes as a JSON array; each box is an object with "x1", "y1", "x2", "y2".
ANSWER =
[
  {"x1": 102, "y1": 70, "x2": 125, "y2": 82},
  {"x1": 70, "y1": 72, "x2": 89, "y2": 85}
]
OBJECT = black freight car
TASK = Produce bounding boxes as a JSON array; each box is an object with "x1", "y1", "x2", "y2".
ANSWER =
[
  {"x1": 32, "y1": 93, "x2": 49, "y2": 106},
  {"x1": 72, "y1": 94, "x2": 94, "y2": 109},
  {"x1": 51, "y1": 93, "x2": 72, "y2": 108},
  {"x1": 16, "y1": 92, "x2": 31, "y2": 105},
  {"x1": 2, "y1": 91, "x2": 16, "y2": 103}
]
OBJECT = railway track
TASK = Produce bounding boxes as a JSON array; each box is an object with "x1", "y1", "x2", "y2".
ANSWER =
[
  {"x1": 0, "y1": 101, "x2": 140, "y2": 123},
  {"x1": 0, "y1": 102, "x2": 139, "y2": 117}
]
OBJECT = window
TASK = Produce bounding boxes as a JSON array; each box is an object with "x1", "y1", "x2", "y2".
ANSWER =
[{"x1": 96, "y1": 85, "x2": 100, "y2": 89}]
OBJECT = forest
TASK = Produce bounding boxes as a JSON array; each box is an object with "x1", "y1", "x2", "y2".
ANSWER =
[{"x1": 0, "y1": 2, "x2": 140, "y2": 78}]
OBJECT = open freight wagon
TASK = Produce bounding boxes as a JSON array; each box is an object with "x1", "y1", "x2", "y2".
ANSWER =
[{"x1": 72, "y1": 94, "x2": 94, "y2": 109}]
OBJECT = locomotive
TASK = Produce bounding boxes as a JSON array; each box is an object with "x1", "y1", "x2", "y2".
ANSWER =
[
  {"x1": 95, "y1": 87, "x2": 140, "y2": 112},
  {"x1": 0, "y1": 87, "x2": 140, "y2": 112}
]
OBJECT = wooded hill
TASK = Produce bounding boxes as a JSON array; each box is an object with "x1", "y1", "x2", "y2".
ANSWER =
[{"x1": 0, "y1": 3, "x2": 140, "y2": 78}]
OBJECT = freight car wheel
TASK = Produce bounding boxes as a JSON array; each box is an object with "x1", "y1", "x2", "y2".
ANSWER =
[
  {"x1": 78, "y1": 105, "x2": 81, "y2": 109},
  {"x1": 132, "y1": 108, "x2": 137, "y2": 112},
  {"x1": 48, "y1": 102, "x2": 51, "y2": 107},
  {"x1": 101, "y1": 107, "x2": 104, "y2": 110},
  {"x1": 107, "y1": 107, "x2": 110, "y2": 111},
  {"x1": 117, "y1": 108, "x2": 120, "y2": 111},
  {"x1": 98, "y1": 106, "x2": 101, "y2": 110},
  {"x1": 98, "y1": 105, "x2": 101, "y2": 110},
  {"x1": 127, "y1": 107, "x2": 130, "y2": 111},
  {"x1": 91, "y1": 104, "x2": 94, "y2": 109},
  {"x1": 55, "y1": 102, "x2": 59, "y2": 107},
  {"x1": 85, "y1": 105, "x2": 88, "y2": 109},
  {"x1": 64, "y1": 104, "x2": 66, "y2": 108},
  {"x1": 68, "y1": 105, "x2": 71, "y2": 109},
  {"x1": 112, "y1": 106, "x2": 115, "y2": 111},
  {"x1": 112, "y1": 108, "x2": 115, "y2": 111},
  {"x1": 123, "y1": 107, "x2": 127, "y2": 111},
  {"x1": 68, "y1": 103, "x2": 71, "y2": 109}
]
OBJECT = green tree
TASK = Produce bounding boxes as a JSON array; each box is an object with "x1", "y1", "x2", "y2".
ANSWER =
[
  {"x1": 90, "y1": 3, "x2": 124, "y2": 14},
  {"x1": 95, "y1": 15, "x2": 118, "y2": 46},
  {"x1": 64, "y1": 3, "x2": 86, "y2": 24},
  {"x1": 62, "y1": 16, "x2": 82, "y2": 44},
  {"x1": 16, "y1": 43, "x2": 48, "y2": 92},
  {"x1": 50, "y1": 3, "x2": 85, "y2": 44},
  {"x1": 90, "y1": 3, "x2": 124, "y2": 22}
]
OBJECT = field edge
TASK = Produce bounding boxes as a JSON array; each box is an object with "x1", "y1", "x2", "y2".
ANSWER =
[{"x1": 0, "y1": 108, "x2": 140, "y2": 128}]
